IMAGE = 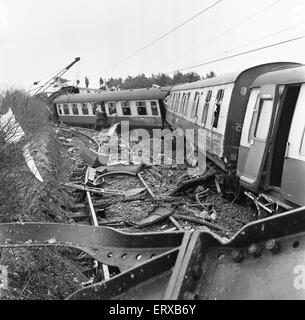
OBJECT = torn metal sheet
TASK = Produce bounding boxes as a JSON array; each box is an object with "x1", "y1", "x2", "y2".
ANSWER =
[
  {"x1": 67, "y1": 249, "x2": 180, "y2": 300},
  {"x1": 170, "y1": 172, "x2": 216, "y2": 196}
]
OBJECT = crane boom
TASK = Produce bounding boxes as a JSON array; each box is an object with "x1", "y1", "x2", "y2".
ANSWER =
[{"x1": 34, "y1": 57, "x2": 80, "y2": 95}]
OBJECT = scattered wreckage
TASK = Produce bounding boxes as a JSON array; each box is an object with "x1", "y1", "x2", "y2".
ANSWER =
[{"x1": 1, "y1": 124, "x2": 305, "y2": 300}]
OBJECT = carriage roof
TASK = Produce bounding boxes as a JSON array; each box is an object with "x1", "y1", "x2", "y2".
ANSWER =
[
  {"x1": 251, "y1": 64, "x2": 305, "y2": 87},
  {"x1": 53, "y1": 87, "x2": 168, "y2": 103},
  {"x1": 169, "y1": 71, "x2": 240, "y2": 92},
  {"x1": 170, "y1": 62, "x2": 302, "y2": 92}
]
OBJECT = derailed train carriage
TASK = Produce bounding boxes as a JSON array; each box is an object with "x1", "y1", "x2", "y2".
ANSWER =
[
  {"x1": 52, "y1": 87, "x2": 168, "y2": 128},
  {"x1": 165, "y1": 62, "x2": 305, "y2": 210}
]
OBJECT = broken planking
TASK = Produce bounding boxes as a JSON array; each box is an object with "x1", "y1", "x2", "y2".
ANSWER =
[
  {"x1": 62, "y1": 182, "x2": 146, "y2": 197},
  {"x1": 134, "y1": 206, "x2": 173, "y2": 228}
]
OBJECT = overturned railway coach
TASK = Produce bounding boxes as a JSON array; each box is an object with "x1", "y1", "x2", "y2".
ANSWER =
[{"x1": 52, "y1": 87, "x2": 168, "y2": 128}]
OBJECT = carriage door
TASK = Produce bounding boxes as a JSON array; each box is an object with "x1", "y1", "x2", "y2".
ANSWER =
[{"x1": 240, "y1": 85, "x2": 276, "y2": 190}]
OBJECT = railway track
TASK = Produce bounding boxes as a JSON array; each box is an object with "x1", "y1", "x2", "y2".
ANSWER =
[{"x1": 59, "y1": 126, "x2": 110, "y2": 280}]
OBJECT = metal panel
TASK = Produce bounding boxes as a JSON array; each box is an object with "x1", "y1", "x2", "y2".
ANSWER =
[
  {"x1": 164, "y1": 206, "x2": 305, "y2": 300},
  {"x1": 240, "y1": 85, "x2": 276, "y2": 190},
  {"x1": 281, "y1": 157, "x2": 305, "y2": 206}
]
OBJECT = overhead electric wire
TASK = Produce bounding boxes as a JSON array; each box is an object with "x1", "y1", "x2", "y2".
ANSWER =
[
  {"x1": 101, "y1": 0, "x2": 223, "y2": 74},
  {"x1": 164, "y1": 0, "x2": 282, "y2": 70},
  {"x1": 165, "y1": 35, "x2": 305, "y2": 74},
  {"x1": 165, "y1": 22, "x2": 301, "y2": 74}
]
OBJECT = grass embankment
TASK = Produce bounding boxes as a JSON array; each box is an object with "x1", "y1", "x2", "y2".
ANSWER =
[{"x1": 0, "y1": 90, "x2": 86, "y2": 299}]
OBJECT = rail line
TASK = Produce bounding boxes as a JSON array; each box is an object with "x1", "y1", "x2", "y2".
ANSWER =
[{"x1": 59, "y1": 126, "x2": 110, "y2": 280}]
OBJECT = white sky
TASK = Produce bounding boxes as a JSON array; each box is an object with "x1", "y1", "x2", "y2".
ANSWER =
[{"x1": 0, "y1": 0, "x2": 305, "y2": 89}]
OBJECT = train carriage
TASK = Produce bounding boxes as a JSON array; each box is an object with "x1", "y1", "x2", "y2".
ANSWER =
[
  {"x1": 53, "y1": 87, "x2": 168, "y2": 128},
  {"x1": 238, "y1": 65, "x2": 305, "y2": 207},
  {"x1": 165, "y1": 62, "x2": 300, "y2": 172}
]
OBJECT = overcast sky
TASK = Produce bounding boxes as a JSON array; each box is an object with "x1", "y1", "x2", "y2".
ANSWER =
[{"x1": 0, "y1": 0, "x2": 305, "y2": 90}]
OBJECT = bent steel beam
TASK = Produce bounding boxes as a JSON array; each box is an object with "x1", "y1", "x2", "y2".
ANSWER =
[
  {"x1": 1, "y1": 206, "x2": 305, "y2": 299},
  {"x1": 0, "y1": 223, "x2": 184, "y2": 271}
]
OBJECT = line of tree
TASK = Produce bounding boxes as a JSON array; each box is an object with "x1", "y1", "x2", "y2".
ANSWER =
[{"x1": 101, "y1": 70, "x2": 216, "y2": 90}]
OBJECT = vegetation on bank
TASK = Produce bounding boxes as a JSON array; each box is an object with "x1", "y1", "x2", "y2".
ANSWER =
[
  {"x1": 0, "y1": 90, "x2": 48, "y2": 220},
  {"x1": 0, "y1": 89, "x2": 86, "y2": 299}
]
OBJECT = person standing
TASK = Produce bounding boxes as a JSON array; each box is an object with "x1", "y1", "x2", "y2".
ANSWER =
[{"x1": 94, "y1": 105, "x2": 108, "y2": 131}]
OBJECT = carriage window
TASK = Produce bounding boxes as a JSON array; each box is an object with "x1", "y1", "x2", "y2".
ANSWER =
[
  {"x1": 122, "y1": 106, "x2": 131, "y2": 115},
  {"x1": 93, "y1": 103, "x2": 105, "y2": 114},
  {"x1": 175, "y1": 93, "x2": 181, "y2": 112},
  {"x1": 150, "y1": 101, "x2": 159, "y2": 116},
  {"x1": 63, "y1": 104, "x2": 70, "y2": 115},
  {"x1": 206, "y1": 90, "x2": 212, "y2": 102},
  {"x1": 72, "y1": 103, "x2": 79, "y2": 115},
  {"x1": 57, "y1": 104, "x2": 63, "y2": 115},
  {"x1": 212, "y1": 89, "x2": 225, "y2": 128},
  {"x1": 121, "y1": 101, "x2": 130, "y2": 107},
  {"x1": 108, "y1": 102, "x2": 117, "y2": 115},
  {"x1": 170, "y1": 93, "x2": 175, "y2": 111},
  {"x1": 137, "y1": 106, "x2": 148, "y2": 115},
  {"x1": 136, "y1": 101, "x2": 146, "y2": 107},
  {"x1": 216, "y1": 89, "x2": 224, "y2": 102},
  {"x1": 183, "y1": 93, "x2": 191, "y2": 116},
  {"x1": 92, "y1": 105, "x2": 97, "y2": 115},
  {"x1": 254, "y1": 99, "x2": 273, "y2": 140},
  {"x1": 212, "y1": 104, "x2": 221, "y2": 128},
  {"x1": 82, "y1": 103, "x2": 89, "y2": 115},
  {"x1": 201, "y1": 103, "x2": 209, "y2": 126},
  {"x1": 171, "y1": 94, "x2": 176, "y2": 111},
  {"x1": 180, "y1": 94, "x2": 186, "y2": 114},
  {"x1": 136, "y1": 101, "x2": 147, "y2": 115},
  {"x1": 195, "y1": 93, "x2": 202, "y2": 118},
  {"x1": 191, "y1": 92, "x2": 200, "y2": 118}
]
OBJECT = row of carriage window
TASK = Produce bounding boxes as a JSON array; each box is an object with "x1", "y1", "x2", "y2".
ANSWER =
[
  {"x1": 168, "y1": 87, "x2": 305, "y2": 157},
  {"x1": 57, "y1": 100, "x2": 159, "y2": 117},
  {"x1": 167, "y1": 88, "x2": 225, "y2": 129}
]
